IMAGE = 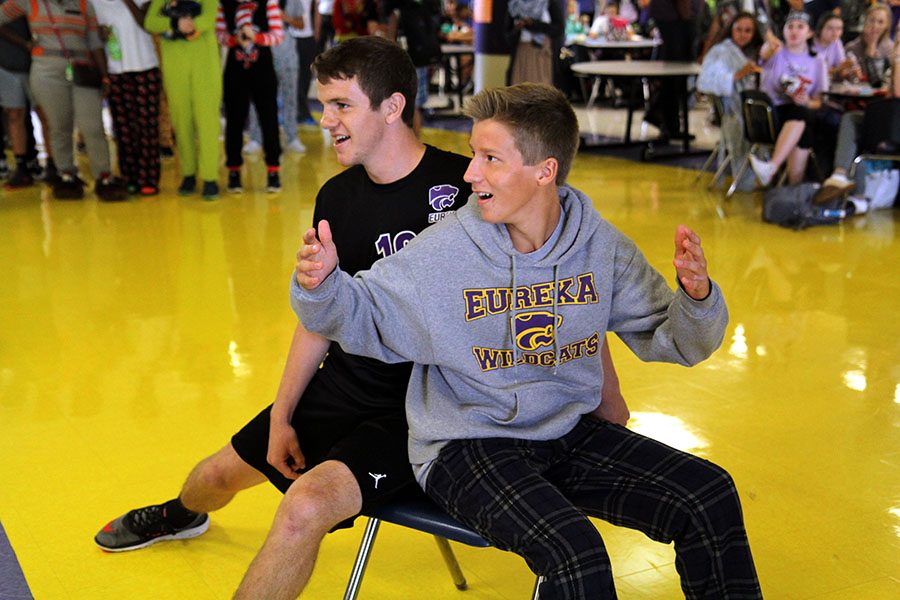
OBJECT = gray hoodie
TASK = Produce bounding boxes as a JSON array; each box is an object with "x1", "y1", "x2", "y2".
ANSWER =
[{"x1": 291, "y1": 185, "x2": 728, "y2": 485}]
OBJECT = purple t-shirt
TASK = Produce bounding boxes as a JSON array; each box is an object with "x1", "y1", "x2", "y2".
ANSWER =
[
  {"x1": 812, "y1": 39, "x2": 845, "y2": 70},
  {"x1": 761, "y1": 47, "x2": 828, "y2": 106}
]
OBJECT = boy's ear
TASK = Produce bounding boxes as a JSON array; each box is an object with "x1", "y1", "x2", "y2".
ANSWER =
[
  {"x1": 383, "y1": 92, "x2": 407, "y2": 123},
  {"x1": 536, "y1": 157, "x2": 558, "y2": 187}
]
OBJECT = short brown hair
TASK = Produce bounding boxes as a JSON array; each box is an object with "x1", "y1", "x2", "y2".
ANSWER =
[
  {"x1": 313, "y1": 36, "x2": 418, "y2": 127},
  {"x1": 463, "y1": 83, "x2": 579, "y2": 185}
]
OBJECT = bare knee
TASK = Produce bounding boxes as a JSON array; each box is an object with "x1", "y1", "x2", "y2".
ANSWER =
[
  {"x1": 193, "y1": 445, "x2": 264, "y2": 494},
  {"x1": 276, "y1": 461, "x2": 362, "y2": 537}
]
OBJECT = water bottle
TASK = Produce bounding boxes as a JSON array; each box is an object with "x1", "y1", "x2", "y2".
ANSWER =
[{"x1": 846, "y1": 51, "x2": 861, "y2": 84}]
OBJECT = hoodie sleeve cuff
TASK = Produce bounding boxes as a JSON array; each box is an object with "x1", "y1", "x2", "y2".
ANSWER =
[
  {"x1": 676, "y1": 279, "x2": 723, "y2": 318},
  {"x1": 289, "y1": 269, "x2": 340, "y2": 320}
]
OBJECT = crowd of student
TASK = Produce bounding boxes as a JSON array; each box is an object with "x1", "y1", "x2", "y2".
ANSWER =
[
  {"x1": 695, "y1": 1, "x2": 900, "y2": 209},
  {"x1": 556, "y1": 0, "x2": 899, "y2": 207},
  {"x1": 2, "y1": 0, "x2": 898, "y2": 206}
]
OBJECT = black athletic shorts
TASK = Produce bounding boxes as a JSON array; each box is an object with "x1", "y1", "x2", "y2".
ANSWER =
[{"x1": 230, "y1": 403, "x2": 424, "y2": 529}]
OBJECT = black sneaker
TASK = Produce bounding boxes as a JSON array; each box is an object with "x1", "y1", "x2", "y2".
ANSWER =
[
  {"x1": 227, "y1": 171, "x2": 242, "y2": 194},
  {"x1": 178, "y1": 175, "x2": 197, "y2": 196},
  {"x1": 201, "y1": 180, "x2": 219, "y2": 200},
  {"x1": 4, "y1": 168, "x2": 34, "y2": 190},
  {"x1": 266, "y1": 171, "x2": 281, "y2": 193},
  {"x1": 95, "y1": 504, "x2": 210, "y2": 552},
  {"x1": 95, "y1": 174, "x2": 129, "y2": 202},
  {"x1": 43, "y1": 161, "x2": 60, "y2": 185},
  {"x1": 53, "y1": 172, "x2": 85, "y2": 200},
  {"x1": 26, "y1": 158, "x2": 44, "y2": 179}
]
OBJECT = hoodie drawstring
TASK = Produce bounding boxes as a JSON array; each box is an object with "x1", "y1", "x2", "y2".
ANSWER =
[
  {"x1": 551, "y1": 264, "x2": 560, "y2": 375},
  {"x1": 509, "y1": 254, "x2": 519, "y2": 384}
]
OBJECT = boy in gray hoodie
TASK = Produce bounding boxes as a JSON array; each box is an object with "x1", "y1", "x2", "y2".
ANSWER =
[{"x1": 293, "y1": 83, "x2": 762, "y2": 599}]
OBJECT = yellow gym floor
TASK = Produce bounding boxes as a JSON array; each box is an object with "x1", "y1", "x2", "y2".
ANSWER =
[{"x1": 0, "y1": 123, "x2": 898, "y2": 599}]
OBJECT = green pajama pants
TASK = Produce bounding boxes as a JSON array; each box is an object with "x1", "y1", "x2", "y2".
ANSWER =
[{"x1": 158, "y1": 36, "x2": 222, "y2": 182}]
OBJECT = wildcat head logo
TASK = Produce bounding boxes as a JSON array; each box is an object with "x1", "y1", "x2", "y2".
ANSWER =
[
  {"x1": 429, "y1": 184, "x2": 459, "y2": 211},
  {"x1": 512, "y1": 311, "x2": 563, "y2": 351}
]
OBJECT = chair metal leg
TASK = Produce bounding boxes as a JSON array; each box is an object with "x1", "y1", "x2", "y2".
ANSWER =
[
  {"x1": 586, "y1": 76, "x2": 601, "y2": 110},
  {"x1": 343, "y1": 517, "x2": 382, "y2": 600},
  {"x1": 726, "y1": 143, "x2": 761, "y2": 198},
  {"x1": 726, "y1": 156, "x2": 750, "y2": 198},
  {"x1": 776, "y1": 168, "x2": 787, "y2": 187},
  {"x1": 694, "y1": 141, "x2": 720, "y2": 182},
  {"x1": 433, "y1": 536, "x2": 468, "y2": 590},
  {"x1": 531, "y1": 575, "x2": 545, "y2": 600},
  {"x1": 709, "y1": 153, "x2": 732, "y2": 189}
]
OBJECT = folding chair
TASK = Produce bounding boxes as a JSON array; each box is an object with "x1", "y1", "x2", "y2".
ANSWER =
[
  {"x1": 344, "y1": 496, "x2": 544, "y2": 600},
  {"x1": 694, "y1": 95, "x2": 733, "y2": 189},
  {"x1": 726, "y1": 90, "x2": 779, "y2": 198},
  {"x1": 727, "y1": 90, "x2": 827, "y2": 198},
  {"x1": 847, "y1": 97, "x2": 900, "y2": 184}
]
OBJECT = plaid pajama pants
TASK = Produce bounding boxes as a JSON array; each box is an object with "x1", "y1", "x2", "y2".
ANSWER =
[{"x1": 425, "y1": 416, "x2": 762, "y2": 599}]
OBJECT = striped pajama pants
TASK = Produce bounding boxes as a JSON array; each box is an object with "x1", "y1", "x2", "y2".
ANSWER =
[{"x1": 425, "y1": 416, "x2": 762, "y2": 599}]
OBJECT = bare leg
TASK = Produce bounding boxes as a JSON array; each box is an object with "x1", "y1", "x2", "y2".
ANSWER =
[
  {"x1": 785, "y1": 147, "x2": 810, "y2": 185},
  {"x1": 234, "y1": 460, "x2": 362, "y2": 600},
  {"x1": 770, "y1": 120, "x2": 806, "y2": 169},
  {"x1": 180, "y1": 444, "x2": 267, "y2": 513},
  {"x1": 5, "y1": 108, "x2": 27, "y2": 155}
]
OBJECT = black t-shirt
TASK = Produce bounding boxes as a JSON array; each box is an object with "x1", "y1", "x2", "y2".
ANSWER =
[{"x1": 300, "y1": 145, "x2": 471, "y2": 418}]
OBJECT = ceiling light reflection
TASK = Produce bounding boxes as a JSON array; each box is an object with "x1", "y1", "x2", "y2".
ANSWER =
[
  {"x1": 628, "y1": 411, "x2": 709, "y2": 453},
  {"x1": 729, "y1": 324, "x2": 748, "y2": 360},
  {"x1": 890, "y1": 507, "x2": 900, "y2": 538},
  {"x1": 228, "y1": 340, "x2": 251, "y2": 378},
  {"x1": 842, "y1": 370, "x2": 867, "y2": 392}
]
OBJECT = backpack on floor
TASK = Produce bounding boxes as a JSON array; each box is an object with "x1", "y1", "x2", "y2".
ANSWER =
[{"x1": 762, "y1": 183, "x2": 847, "y2": 230}]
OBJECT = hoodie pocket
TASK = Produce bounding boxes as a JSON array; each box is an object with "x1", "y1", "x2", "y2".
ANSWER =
[
  {"x1": 471, "y1": 393, "x2": 520, "y2": 425},
  {"x1": 494, "y1": 384, "x2": 596, "y2": 430}
]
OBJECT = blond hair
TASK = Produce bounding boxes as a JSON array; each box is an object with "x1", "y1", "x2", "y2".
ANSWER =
[{"x1": 463, "y1": 83, "x2": 579, "y2": 185}]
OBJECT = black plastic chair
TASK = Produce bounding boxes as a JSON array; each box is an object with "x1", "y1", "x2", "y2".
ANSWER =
[
  {"x1": 726, "y1": 90, "x2": 779, "y2": 198},
  {"x1": 343, "y1": 496, "x2": 544, "y2": 600}
]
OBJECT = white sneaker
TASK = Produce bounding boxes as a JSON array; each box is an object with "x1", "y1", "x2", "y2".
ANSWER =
[
  {"x1": 286, "y1": 139, "x2": 306, "y2": 154},
  {"x1": 242, "y1": 140, "x2": 262, "y2": 155},
  {"x1": 848, "y1": 195, "x2": 869, "y2": 214},
  {"x1": 822, "y1": 173, "x2": 853, "y2": 190},
  {"x1": 748, "y1": 155, "x2": 777, "y2": 186}
]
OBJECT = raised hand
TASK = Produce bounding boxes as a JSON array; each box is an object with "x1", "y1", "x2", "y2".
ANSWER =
[
  {"x1": 295, "y1": 219, "x2": 338, "y2": 290},
  {"x1": 673, "y1": 225, "x2": 710, "y2": 300},
  {"x1": 735, "y1": 61, "x2": 762, "y2": 81}
]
